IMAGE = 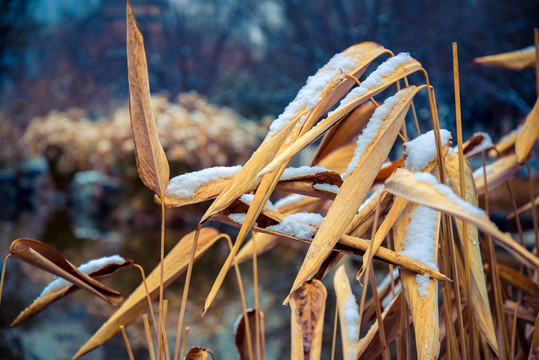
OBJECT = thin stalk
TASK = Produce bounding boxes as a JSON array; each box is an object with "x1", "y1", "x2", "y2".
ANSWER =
[
  {"x1": 225, "y1": 234, "x2": 254, "y2": 360},
  {"x1": 143, "y1": 314, "x2": 157, "y2": 360},
  {"x1": 506, "y1": 181, "x2": 526, "y2": 247},
  {"x1": 158, "y1": 200, "x2": 166, "y2": 360},
  {"x1": 135, "y1": 264, "x2": 159, "y2": 342},
  {"x1": 180, "y1": 327, "x2": 190, "y2": 360},
  {"x1": 482, "y1": 150, "x2": 510, "y2": 358},
  {"x1": 120, "y1": 325, "x2": 135, "y2": 360},
  {"x1": 511, "y1": 302, "x2": 520, "y2": 358},
  {"x1": 534, "y1": 28, "x2": 539, "y2": 96},
  {"x1": 369, "y1": 263, "x2": 390, "y2": 360},
  {"x1": 252, "y1": 234, "x2": 261, "y2": 360},
  {"x1": 173, "y1": 225, "x2": 202, "y2": 360},
  {"x1": 162, "y1": 299, "x2": 170, "y2": 360},
  {"x1": 0, "y1": 254, "x2": 10, "y2": 309},
  {"x1": 331, "y1": 300, "x2": 338, "y2": 360},
  {"x1": 453, "y1": 42, "x2": 475, "y2": 356},
  {"x1": 400, "y1": 289, "x2": 411, "y2": 360}
]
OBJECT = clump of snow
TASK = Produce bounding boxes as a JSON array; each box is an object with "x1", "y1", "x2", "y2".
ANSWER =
[
  {"x1": 228, "y1": 213, "x2": 247, "y2": 223},
  {"x1": 39, "y1": 255, "x2": 126, "y2": 298},
  {"x1": 313, "y1": 183, "x2": 340, "y2": 193},
  {"x1": 239, "y1": 194, "x2": 278, "y2": 212},
  {"x1": 337, "y1": 52, "x2": 414, "y2": 109},
  {"x1": 414, "y1": 172, "x2": 487, "y2": 218},
  {"x1": 415, "y1": 274, "x2": 431, "y2": 298},
  {"x1": 274, "y1": 194, "x2": 307, "y2": 209},
  {"x1": 343, "y1": 293, "x2": 360, "y2": 359},
  {"x1": 266, "y1": 212, "x2": 324, "y2": 240},
  {"x1": 166, "y1": 165, "x2": 242, "y2": 199},
  {"x1": 399, "y1": 205, "x2": 439, "y2": 299},
  {"x1": 265, "y1": 47, "x2": 364, "y2": 141},
  {"x1": 343, "y1": 90, "x2": 407, "y2": 178},
  {"x1": 280, "y1": 165, "x2": 332, "y2": 180},
  {"x1": 404, "y1": 129, "x2": 452, "y2": 172}
]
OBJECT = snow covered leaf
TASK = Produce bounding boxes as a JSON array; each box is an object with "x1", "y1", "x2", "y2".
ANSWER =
[
  {"x1": 334, "y1": 265, "x2": 360, "y2": 360},
  {"x1": 12, "y1": 256, "x2": 133, "y2": 327},
  {"x1": 126, "y1": 1, "x2": 169, "y2": 197},
  {"x1": 357, "y1": 293, "x2": 408, "y2": 359},
  {"x1": 311, "y1": 102, "x2": 377, "y2": 166},
  {"x1": 516, "y1": 97, "x2": 539, "y2": 162},
  {"x1": 288, "y1": 86, "x2": 420, "y2": 298},
  {"x1": 290, "y1": 280, "x2": 327, "y2": 360},
  {"x1": 235, "y1": 309, "x2": 264, "y2": 360},
  {"x1": 73, "y1": 228, "x2": 222, "y2": 359},
  {"x1": 445, "y1": 152, "x2": 497, "y2": 354},
  {"x1": 9, "y1": 239, "x2": 123, "y2": 306},
  {"x1": 473, "y1": 153, "x2": 520, "y2": 195},
  {"x1": 385, "y1": 168, "x2": 539, "y2": 270},
  {"x1": 393, "y1": 204, "x2": 441, "y2": 360},
  {"x1": 473, "y1": 45, "x2": 536, "y2": 70},
  {"x1": 184, "y1": 346, "x2": 215, "y2": 360},
  {"x1": 257, "y1": 58, "x2": 423, "y2": 178}
]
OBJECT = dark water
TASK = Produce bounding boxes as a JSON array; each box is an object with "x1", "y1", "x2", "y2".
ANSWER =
[{"x1": 0, "y1": 161, "x2": 350, "y2": 360}]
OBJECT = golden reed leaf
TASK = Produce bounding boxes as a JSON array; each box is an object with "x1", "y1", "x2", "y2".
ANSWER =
[
  {"x1": 474, "y1": 153, "x2": 521, "y2": 195},
  {"x1": 516, "y1": 97, "x2": 539, "y2": 162},
  {"x1": 126, "y1": 1, "x2": 169, "y2": 196},
  {"x1": 73, "y1": 228, "x2": 221, "y2": 359},
  {"x1": 334, "y1": 265, "x2": 360, "y2": 360},
  {"x1": 473, "y1": 46, "x2": 536, "y2": 70},
  {"x1": 290, "y1": 280, "x2": 327, "y2": 360}
]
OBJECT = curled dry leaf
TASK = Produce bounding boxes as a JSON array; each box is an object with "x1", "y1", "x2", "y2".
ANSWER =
[
  {"x1": 9, "y1": 239, "x2": 123, "y2": 306},
  {"x1": 515, "y1": 97, "x2": 539, "y2": 162},
  {"x1": 184, "y1": 346, "x2": 216, "y2": 360},
  {"x1": 473, "y1": 153, "x2": 521, "y2": 195},
  {"x1": 126, "y1": 1, "x2": 169, "y2": 196},
  {"x1": 473, "y1": 45, "x2": 537, "y2": 70},
  {"x1": 444, "y1": 152, "x2": 498, "y2": 354},
  {"x1": 11, "y1": 259, "x2": 133, "y2": 327},
  {"x1": 289, "y1": 86, "x2": 420, "y2": 298},
  {"x1": 459, "y1": 132, "x2": 493, "y2": 159},
  {"x1": 73, "y1": 228, "x2": 222, "y2": 359},
  {"x1": 290, "y1": 279, "x2": 327, "y2": 360},
  {"x1": 235, "y1": 309, "x2": 264, "y2": 360},
  {"x1": 385, "y1": 168, "x2": 539, "y2": 270}
]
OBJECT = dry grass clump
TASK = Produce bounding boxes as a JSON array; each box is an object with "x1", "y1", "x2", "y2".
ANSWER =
[{"x1": 20, "y1": 92, "x2": 268, "y2": 175}]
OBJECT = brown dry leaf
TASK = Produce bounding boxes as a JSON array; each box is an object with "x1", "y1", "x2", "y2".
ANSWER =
[
  {"x1": 473, "y1": 46, "x2": 536, "y2": 70},
  {"x1": 311, "y1": 102, "x2": 377, "y2": 166},
  {"x1": 9, "y1": 239, "x2": 123, "y2": 306},
  {"x1": 488, "y1": 126, "x2": 521, "y2": 158},
  {"x1": 385, "y1": 168, "x2": 539, "y2": 270},
  {"x1": 460, "y1": 132, "x2": 493, "y2": 159},
  {"x1": 12, "y1": 259, "x2": 133, "y2": 327},
  {"x1": 73, "y1": 228, "x2": 222, "y2": 359},
  {"x1": 184, "y1": 346, "x2": 215, "y2": 360},
  {"x1": 493, "y1": 264, "x2": 539, "y2": 296},
  {"x1": 288, "y1": 86, "x2": 420, "y2": 298},
  {"x1": 516, "y1": 97, "x2": 539, "y2": 162},
  {"x1": 444, "y1": 152, "x2": 498, "y2": 354},
  {"x1": 392, "y1": 203, "x2": 441, "y2": 360},
  {"x1": 235, "y1": 309, "x2": 264, "y2": 360},
  {"x1": 333, "y1": 265, "x2": 360, "y2": 360},
  {"x1": 473, "y1": 153, "x2": 521, "y2": 195},
  {"x1": 126, "y1": 1, "x2": 169, "y2": 196},
  {"x1": 290, "y1": 279, "x2": 327, "y2": 360},
  {"x1": 357, "y1": 293, "x2": 409, "y2": 359}
]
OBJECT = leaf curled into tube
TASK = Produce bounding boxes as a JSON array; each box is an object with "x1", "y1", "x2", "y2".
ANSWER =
[
  {"x1": 126, "y1": 0, "x2": 169, "y2": 196},
  {"x1": 184, "y1": 346, "x2": 216, "y2": 360},
  {"x1": 9, "y1": 239, "x2": 123, "y2": 306},
  {"x1": 235, "y1": 309, "x2": 265, "y2": 360}
]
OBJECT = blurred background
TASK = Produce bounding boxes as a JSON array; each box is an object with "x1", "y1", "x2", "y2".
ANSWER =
[{"x1": 0, "y1": 0, "x2": 538, "y2": 359}]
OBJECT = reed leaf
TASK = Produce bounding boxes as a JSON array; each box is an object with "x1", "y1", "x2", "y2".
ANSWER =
[
  {"x1": 488, "y1": 126, "x2": 521, "y2": 158},
  {"x1": 9, "y1": 239, "x2": 123, "y2": 306},
  {"x1": 445, "y1": 152, "x2": 498, "y2": 354},
  {"x1": 290, "y1": 279, "x2": 327, "y2": 360},
  {"x1": 515, "y1": 97, "x2": 539, "y2": 162},
  {"x1": 12, "y1": 259, "x2": 133, "y2": 327},
  {"x1": 494, "y1": 264, "x2": 539, "y2": 296},
  {"x1": 288, "y1": 86, "x2": 420, "y2": 298},
  {"x1": 333, "y1": 265, "x2": 360, "y2": 360},
  {"x1": 235, "y1": 309, "x2": 264, "y2": 360},
  {"x1": 126, "y1": 1, "x2": 169, "y2": 196},
  {"x1": 73, "y1": 228, "x2": 222, "y2": 359},
  {"x1": 385, "y1": 168, "x2": 539, "y2": 270},
  {"x1": 473, "y1": 46, "x2": 536, "y2": 70},
  {"x1": 473, "y1": 153, "x2": 521, "y2": 195}
]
